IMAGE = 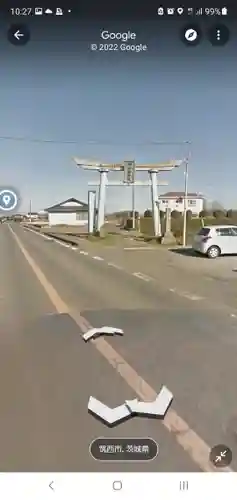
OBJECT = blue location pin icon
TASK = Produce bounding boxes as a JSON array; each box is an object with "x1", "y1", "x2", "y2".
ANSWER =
[
  {"x1": 0, "y1": 189, "x2": 18, "y2": 211},
  {"x1": 3, "y1": 194, "x2": 11, "y2": 207}
]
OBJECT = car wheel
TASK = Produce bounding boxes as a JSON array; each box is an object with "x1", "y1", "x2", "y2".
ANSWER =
[{"x1": 207, "y1": 245, "x2": 221, "y2": 259}]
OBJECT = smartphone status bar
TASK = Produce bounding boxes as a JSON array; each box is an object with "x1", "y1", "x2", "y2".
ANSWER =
[{"x1": 5, "y1": 4, "x2": 237, "y2": 19}]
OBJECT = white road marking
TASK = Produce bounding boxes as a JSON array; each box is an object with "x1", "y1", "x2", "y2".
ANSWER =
[
  {"x1": 124, "y1": 246, "x2": 156, "y2": 250},
  {"x1": 107, "y1": 262, "x2": 123, "y2": 270},
  {"x1": 25, "y1": 227, "x2": 81, "y2": 250},
  {"x1": 42, "y1": 235, "x2": 53, "y2": 241},
  {"x1": 55, "y1": 241, "x2": 71, "y2": 248},
  {"x1": 93, "y1": 256, "x2": 104, "y2": 261},
  {"x1": 80, "y1": 250, "x2": 89, "y2": 255},
  {"x1": 169, "y1": 288, "x2": 203, "y2": 301},
  {"x1": 27, "y1": 228, "x2": 81, "y2": 250},
  {"x1": 24, "y1": 227, "x2": 53, "y2": 241},
  {"x1": 133, "y1": 272, "x2": 152, "y2": 282},
  {"x1": 181, "y1": 292, "x2": 203, "y2": 301}
]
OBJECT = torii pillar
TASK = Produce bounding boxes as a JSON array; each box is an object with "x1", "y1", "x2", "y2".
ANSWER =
[
  {"x1": 96, "y1": 168, "x2": 108, "y2": 234},
  {"x1": 149, "y1": 169, "x2": 161, "y2": 237}
]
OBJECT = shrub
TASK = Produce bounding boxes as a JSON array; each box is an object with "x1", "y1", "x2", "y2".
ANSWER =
[
  {"x1": 226, "y1": 209, "x2": 237, "y2": 219},
  {"x1": 213, "y1": 210, "x2": 226, "y2": 218},
  {"x1": 128, "y1": 211, "x2": 139, "y2": 219},
  {"x1": 125, "y1": 218, "x2": 133, "y2": 229},
  {"x1": 140, "y1": 217, "x2": 154, "y2": 235},
  {"x1": 144, "y1": 209, "x2": 152, "y2": 217},
  {"x1": 171, "y1": 210, "x2": 181, "y2": 219},
  {"x1": 199, "y1": 210, "x2": 209, "y2": 218}
]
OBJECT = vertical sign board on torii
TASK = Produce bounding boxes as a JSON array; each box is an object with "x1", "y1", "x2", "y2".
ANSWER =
[
  {"x1": 123, "y1": 161, "x2": 135, "y2": 184},
  {"x1": 123, "y1": 161, "x2": 136, "y2": 228}
]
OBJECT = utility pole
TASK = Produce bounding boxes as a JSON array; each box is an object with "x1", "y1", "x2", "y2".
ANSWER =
[
  {"x1": 182, "y1": 153, "x2": 190, "y2": 247},
  {"x1": 29, "y1": 199, "x2": 32, "y2": 222},
  {"x1": 132, "y1": 182, "x2": 135, "y2": 229}
]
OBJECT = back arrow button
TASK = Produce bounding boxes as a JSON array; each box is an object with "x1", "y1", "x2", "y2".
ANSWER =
[
  {"x1": 14, "y1": 30, "x2": 24, "y2": 40},
  {"x1": 49, "y1": 481, "x2": 54, "y2": 491},
  {"x1": 8, "y1": 24, "x2": 30, "y2": 46}
]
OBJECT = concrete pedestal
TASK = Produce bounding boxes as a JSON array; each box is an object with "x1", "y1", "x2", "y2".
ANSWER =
[{"x1": 161, "y1": 231, "x2": 177, "y2": 245}]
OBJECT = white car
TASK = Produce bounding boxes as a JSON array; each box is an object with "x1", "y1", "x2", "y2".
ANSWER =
[{"x1": 192, "y1": 225, "x2": 237, "y2": 258}]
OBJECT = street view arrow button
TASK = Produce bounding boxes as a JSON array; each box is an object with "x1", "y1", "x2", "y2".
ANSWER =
[
  {"x1": 8, "y1": 24, "x2": 30, "y2": 46},
  {"x1": 125, "y1": 386, "x2": 173, "y2": 418}
]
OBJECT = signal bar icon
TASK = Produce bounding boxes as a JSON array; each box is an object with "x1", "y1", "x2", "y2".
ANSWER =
[{"x1": 195, "y1": 7, "x2": 203, "y2": 15}]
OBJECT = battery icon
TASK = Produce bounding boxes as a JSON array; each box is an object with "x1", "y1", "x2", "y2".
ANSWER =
[{"x1": 221, "y1": 7, "x2": 228, "y2": 15}]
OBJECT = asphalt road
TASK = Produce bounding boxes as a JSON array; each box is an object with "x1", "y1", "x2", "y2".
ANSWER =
[
  {"x1": 74, "y1": 237, "x2": 237, "y2": 311},
  {"x1": 0, "y1": 222, "x2": 237, "y2": 473}
]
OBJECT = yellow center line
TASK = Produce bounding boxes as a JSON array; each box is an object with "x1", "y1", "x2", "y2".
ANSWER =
[{"x1": 8, "y1": 225, "x2": 233, "y2": 473}]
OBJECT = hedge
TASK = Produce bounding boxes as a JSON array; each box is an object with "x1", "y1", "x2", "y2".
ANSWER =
[{"x1": 140, "y1": 216, "x2": 237, "y2": 239}]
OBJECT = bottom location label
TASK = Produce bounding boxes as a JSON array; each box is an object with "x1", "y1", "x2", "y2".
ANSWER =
[{"x1": 90, "y1": 437, "x2": 159, "y2": 461}]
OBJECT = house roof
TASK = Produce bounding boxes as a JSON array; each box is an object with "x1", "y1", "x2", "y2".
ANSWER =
[
  {"x1": 160, "y1": 192, "x2": 204, "y2": 199},
  {"x1": 45, "y1": 198, "x2": 89, "y2": 213}
]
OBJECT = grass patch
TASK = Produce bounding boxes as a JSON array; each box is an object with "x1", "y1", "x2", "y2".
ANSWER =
[
  {"x1": 143, "y1": 235, "x2": 162, "y2": 243},
  {"x1": 87, "y1": 233, "x2": 122, "y2": 245}
]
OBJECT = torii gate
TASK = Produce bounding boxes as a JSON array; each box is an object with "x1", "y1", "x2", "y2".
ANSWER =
[{"x1": 73, "y1": 158, "x2": 183, "y2": 237}]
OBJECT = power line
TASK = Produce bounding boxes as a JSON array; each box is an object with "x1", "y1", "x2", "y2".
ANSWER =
[{"x1": 0, "y1": 135, "x2": 191, "y2": 146}]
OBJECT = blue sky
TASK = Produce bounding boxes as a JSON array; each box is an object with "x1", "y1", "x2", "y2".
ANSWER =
[{"x1": 0, "y1": 17, "x2": 237, "y2": 212}]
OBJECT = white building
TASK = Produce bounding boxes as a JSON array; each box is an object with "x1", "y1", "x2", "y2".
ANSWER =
[
  {"x1": 45, "y1": 198, "x2": 89, "y2": 226},
  {"x1": 159, "y1": 192, "x2": 205, "y2": 216},
  {"x1": 26, "y1": 212, "x2": 40, "y2": 220}
]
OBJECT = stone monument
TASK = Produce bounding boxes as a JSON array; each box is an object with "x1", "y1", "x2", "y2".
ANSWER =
[{"x1": 161, "y1": 207, "x2": 176, "y2": 244}]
